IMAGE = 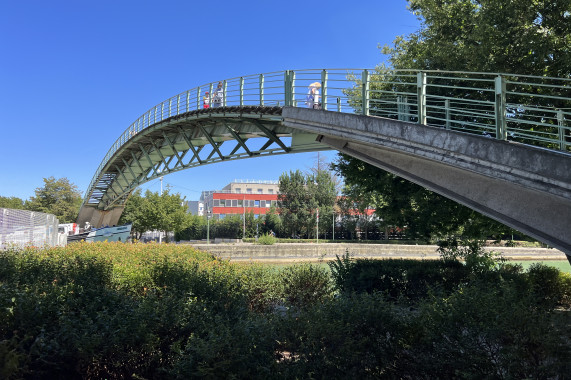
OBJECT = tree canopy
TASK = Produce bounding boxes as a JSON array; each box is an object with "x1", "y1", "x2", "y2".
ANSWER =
[
  {"x1": 384, "y1": 0, "x2": 571, "y2": 76},
  {"x1": 334, "y1": 0, "x2": 566, "y2": 241},
  {"x1": 25, "y1": 177, "x2": 82, "y2": 223},
  {"x1": 278, "y1": 169, "x2": 337, "y2": 238},
  {"x1": 119, "y1": 188, "x2": 190, "y2": 242}
]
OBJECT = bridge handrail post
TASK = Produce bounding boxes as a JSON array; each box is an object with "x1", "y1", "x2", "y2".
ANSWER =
[
  {"x1": 169, "y1": 98, "x2": 172, "y2": 117},
  {"x1": 558, "y1": 109, "x2": 566, "y2": 151},
  {"x1": 284, "y1": 71, "x2": 290, "y2": 106},
  {"x1": 177, "y1": 94, "x2": 180, "y2": 115},
  {"x1": 186, "y1": 91, "x2": 190, "y2": 113},
  {"x1": 495, "y1": 75, "x2": 507, "y2": 140},
  {"x1": 445, "y1": 99, "x2": 451, "y2": 130},
  {"x1": 291, "y1": 70, "x2": 296, "y2": 107},
  {"x1": 417, "y1": 71, "x2": 427, "y2": 124},
  {"x1": 196, "y1": 87, "x2": 201, "y2": 110},
  {"x1": 362, "y1": 69, "x2": 369, "y2": 116},
  {"x1": 259, "y1": 74, "x2": 265, "y2": 106},
  {"x1": 223, "y1": 80, "x2": 227, "y2": 107},
  {"x1": 239, "y1": 77, "x2": 244, "y2": 106},
  {"x1": 284, "y1": 70, "x2": 295, "y2": 107},
  {"x1": 161, "y1": 102, "x2": 165, "y2": 121},
  {"x1": 321, "y1": 69, "x2": 328, "y2": 110},
  {"x1": 337, "y1": 97, "x2": 341, "y2": 112},
  {"x1": 209, "y1": 83, "x2": 214, "y2": 107}
]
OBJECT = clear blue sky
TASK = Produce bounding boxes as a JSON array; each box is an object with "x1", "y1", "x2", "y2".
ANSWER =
[{"x1": 0, "y1": 0, "x2": 420, "y2": 202}]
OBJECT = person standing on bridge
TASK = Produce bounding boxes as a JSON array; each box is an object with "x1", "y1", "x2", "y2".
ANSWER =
[
  {"x1": 306, "y1": 82, "x2": 321, "y2": 109},
  {"x1": 203, "y1": 91, "x2": 210, "y2": 109},
  {"x1": 212, "y1": 81, "x2": 224, "y2": 108}
]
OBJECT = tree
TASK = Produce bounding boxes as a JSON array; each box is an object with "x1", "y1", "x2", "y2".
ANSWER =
[
  {"x1": 118, "y1": 189, "x2": 147, "y2": 239},
  {"x1": 278, "y1": 169, "x2": 337, "y2": 239},
  {"x1": 332, "y1": 154, "x2": 513, "y2": 241},
  {"x1": 262, "y1": 205, "x2": 283, "y2": 237},
  {"x1": 384, "y1": 0, "x2": 571, "y2": 77},
  {"x1": 334, "y1": 0, "x2": 565, "y2": 241},
  {"x1": 0, "y1": 196, "x2": 25, "y2": 210},
  {"x1": 118, "y1": 187, "x2": 190, "y2": 242},
  {"x1": 25, "y1": 177, "x2": 82, "y2": 223}
]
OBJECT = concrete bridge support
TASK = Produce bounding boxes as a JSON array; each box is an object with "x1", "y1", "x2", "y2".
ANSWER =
[
  {"x1": 76, "y1": 206, "x2": 124, "y2": 229},
  {"x1": 283, "y1": 107, "x2": 571, "y2": 262}
]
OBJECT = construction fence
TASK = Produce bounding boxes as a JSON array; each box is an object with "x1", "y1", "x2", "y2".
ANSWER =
[{"x1": 0, "y1": 208, "x2": 62, "y2": 249}]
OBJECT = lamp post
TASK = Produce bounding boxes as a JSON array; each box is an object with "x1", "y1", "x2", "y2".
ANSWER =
[
  {"x1": 207, "y1": 210, "x2": 212, "y2": 244},
  {"x1": 316, "y1": 208, "x2": 319, "y2": 244}
]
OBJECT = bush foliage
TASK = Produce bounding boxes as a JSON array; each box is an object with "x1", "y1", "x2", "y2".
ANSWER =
[{"x1": 0, "y1": 242, "x2": 569, "y2": 379}]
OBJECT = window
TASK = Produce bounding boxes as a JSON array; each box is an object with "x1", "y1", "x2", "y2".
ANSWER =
[
  {"x1": 232, "y1": 200, "x2": 237, "y2": 207},
  {"x1": 258, "y1": 188, "x2": 263, "y2": 194},
  {"x1": 213, "y1": 199, "x2": 220, "y2": 207},
  {"x1": 238, "y1": 199, "x2": 243, "y2": 207},
  {"x1": 235, "y1": 188, "x2": 241, "y2": 193},
  {"x1": 268, "y1": 189, "x2": 273, "y2": 194},
  {"x1": 220, "y1": 199, "x2": 226, "y2": 207},
  {"x1": 246, "y1": 188, "x2": 252, "y2": 194},
  {"x1": 255, "y1": 200, "x2": 260, "y2": 207},
  {"x1": 271, "y1": 200, "x2": 277, "y2": 207},
  {"x1": 219, "y1": 214, "x2": 226, "y2": 220}
]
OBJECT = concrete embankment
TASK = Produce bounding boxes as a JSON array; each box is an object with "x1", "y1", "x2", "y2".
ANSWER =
[{"x1": 187, "y1": 242, "x2": 566, "y2": 262}]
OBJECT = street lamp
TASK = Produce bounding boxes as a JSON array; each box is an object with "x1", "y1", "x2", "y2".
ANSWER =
[
  {"x1": 316, "y1": 208, "x2": 319, "y2": 244},
  {"x1": 207, "y1": 210, "x2": 212, "y2": 244}
]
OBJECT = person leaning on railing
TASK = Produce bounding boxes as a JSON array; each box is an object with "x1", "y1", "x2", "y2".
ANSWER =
[{"x1": 305, "y1": 82, "x2": 321, "y2": 109}]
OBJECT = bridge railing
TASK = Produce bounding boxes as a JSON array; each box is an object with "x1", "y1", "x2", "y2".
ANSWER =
[{"x1": 84, "y1": 69, "x2": 570, "y2": 204}]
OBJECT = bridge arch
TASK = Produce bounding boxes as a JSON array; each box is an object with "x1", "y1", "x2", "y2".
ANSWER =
[{"x1": 77, "y1": 69, "x2": 571, "y2": 259}]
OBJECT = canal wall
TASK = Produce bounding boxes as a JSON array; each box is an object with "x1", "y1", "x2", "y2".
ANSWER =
[{"x1": 187, "y1": 242, "x2": 565, "y2": 262}]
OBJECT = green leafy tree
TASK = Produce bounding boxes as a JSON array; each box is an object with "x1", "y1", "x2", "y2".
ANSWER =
[
  {"x1": 118, "y1": 189, "x2": 147, "y2": 239},
  {"x1": 333, "y1": 154, "x2": 512, "y2": 241},
  {"x1": 278, "y1": 169, "x2": 337, "y2": 238},
  {"x1": 262, "y1": 205, "x2": 283, "y2": 237},
  {"x1": 25, "y1": 177, "x2": 82, "y2": 223},
  {"x1": 119, "y1": 187, "x2": 189, "y2": 242},
  {"x1": 335, "y1": 0, "x2": 565, "y2": 241},
  {"x1": 0, "y1": 196, "x2": 26, "y2": 210},
  {"x1": 385, "y1": 0, "x2": 571, "y2": 77}
]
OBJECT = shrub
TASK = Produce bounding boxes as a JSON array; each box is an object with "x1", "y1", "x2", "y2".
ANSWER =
[
  {"x1": 256, "y1": 233, "x2": 277, "y2": 245},
  {"x1": 329, "y1": 254, "x2": 468, "y2": 301},
  {"x1": 281, "y1": 264, "x2": 333, "y2": 309},
  {"x1": 437, "y1": 237, "x2": 505, "y2": 273},
  {"x1": 526, "y1": 263, "x2": 571, "y2": 307}
]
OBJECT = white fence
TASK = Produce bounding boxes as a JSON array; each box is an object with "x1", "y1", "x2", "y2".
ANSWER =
[{"x1": 0, "y1": 208, "x2": 61, "y2": 249}]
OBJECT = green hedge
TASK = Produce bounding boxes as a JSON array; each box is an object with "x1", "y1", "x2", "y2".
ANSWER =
[{"x1": 0, "y1": 245, "x2": 569, "y2": 379}]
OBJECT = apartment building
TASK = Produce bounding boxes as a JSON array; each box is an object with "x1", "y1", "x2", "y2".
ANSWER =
[{"x1": 200, "y1": 180, "x2": 279, "y2": 219}]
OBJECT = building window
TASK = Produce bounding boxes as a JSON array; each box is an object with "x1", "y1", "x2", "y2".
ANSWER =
[
  {"x1": 238, "y1": 199, "x2": 243, "y2": 207},
  {"x1": 255, "y1": 200, "x2": 260, "y2": 207},
  {"x1": 268, "y1": 189, "x2": 273, "y2": 194},
  {"x1": 213, "y1": 199, "x2": 220, "y2": 207},
  {"x1": 247, "y1": 188, "x2": 252, "y2": 194},
  {"x1": 232, "y1": 200, "x2": 237, "y2": 207},
  {"x1": 220, "y1": 199, "x2": 226, "y2": 207},
  {"x1": 219, "y1": 214, "x2": 226, "y2": 220},
  {"x1": 258, "y1": 188, "x2": 263, "y2": 194},
  {"x1": 236, "y1": 188, "x2": 241, "y2": 193}
]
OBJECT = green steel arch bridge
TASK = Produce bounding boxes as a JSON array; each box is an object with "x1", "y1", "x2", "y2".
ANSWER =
[{"x1": 77, "y1": 69, "x2": 571, "y2": 261}]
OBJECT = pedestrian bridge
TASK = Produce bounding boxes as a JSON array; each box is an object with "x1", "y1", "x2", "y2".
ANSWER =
[{"x1": 77, "y1": 69, "x2": 571, "y2": 260}]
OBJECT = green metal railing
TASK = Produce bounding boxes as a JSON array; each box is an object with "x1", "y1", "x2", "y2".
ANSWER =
[{"x1": 84, "y1": 69, "x2": 571, "y2": 204}]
